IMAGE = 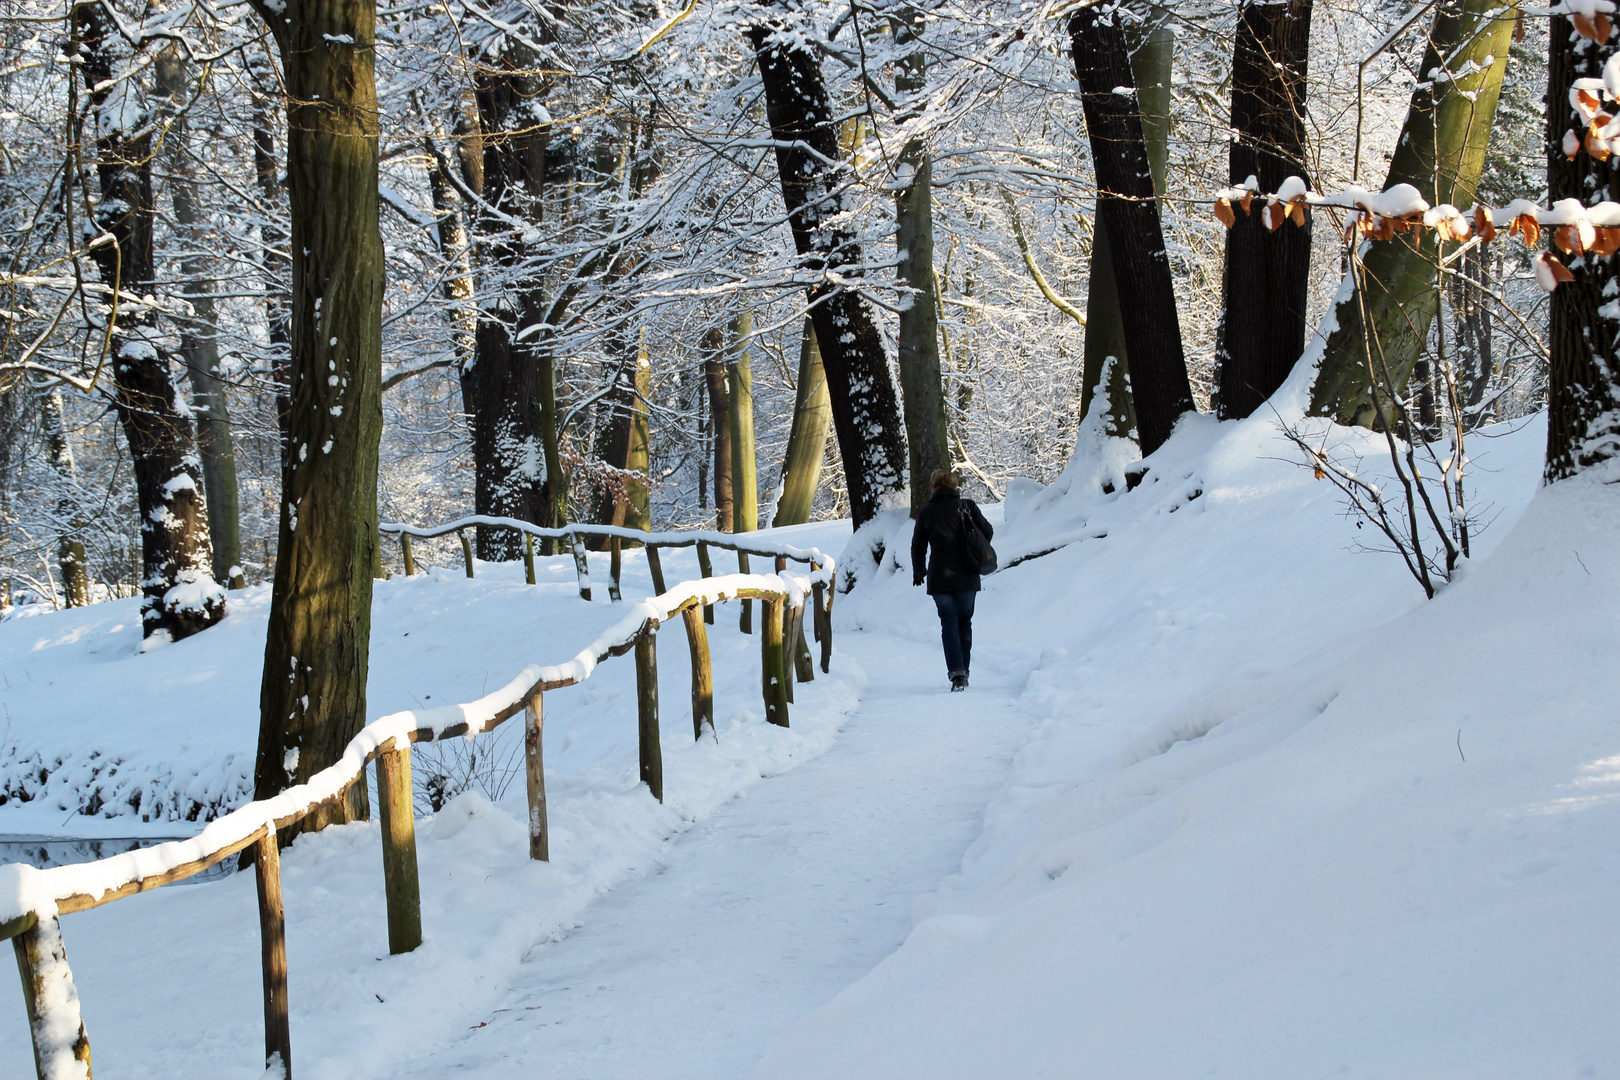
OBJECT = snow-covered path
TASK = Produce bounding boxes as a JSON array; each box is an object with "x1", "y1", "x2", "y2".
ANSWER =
[{"x1": 392, "y1": 623, "x2": 1035, "y2": 1079}]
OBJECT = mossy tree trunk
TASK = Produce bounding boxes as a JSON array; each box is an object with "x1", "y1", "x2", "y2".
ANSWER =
[
  {"x1": 727, "y1": 312, "x2": 758, "y2": 534},
  {"x1": 1545, "y1": 15, "x2": 1620, "y2": 480},
  {"x1": 1070, "y1": 5, "x2": 1194, "y2": 454},
  {"x1": 1307, "y1": 0, "x2": 1517, "y2": 425},
  {"x1": 248, "y1": 0, "x2": 385, "y2": 834},
  {"x1": 773, "y1": 318, "x2": 831, "y2": 527},
  {"x1": 1216, "y1": 0, "x2": 1313, "y2": 420}
]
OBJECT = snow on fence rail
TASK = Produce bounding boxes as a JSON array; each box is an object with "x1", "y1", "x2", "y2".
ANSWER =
[{"x1": 0, "y1": 523, "x2": 837, "y2": 1080}]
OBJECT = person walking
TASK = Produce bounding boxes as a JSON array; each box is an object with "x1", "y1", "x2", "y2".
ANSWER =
[{"x1": 911, "y1": 470, "x2": 993, "y2": 691}]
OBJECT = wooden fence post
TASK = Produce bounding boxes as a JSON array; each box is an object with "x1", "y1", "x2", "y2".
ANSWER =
[
  {"x1": 401, "y1": 532, "x2": 416, "y2": 577},
  {"x1": 814, "y1": 581, "x2": 832, "y2": 673},
  {"x1": 646, "y1": 544, "x2": 667, "y2": 595},
  {"x1": 568, "y1": 529, "x2": 592, "y2": 601},
  {"x1": 774, "y1": 555, "x2": 787, "y2": 573},
  {"x1": 12, "y1": 912, "x2": 92, "y2": 1080},
  {"x1": 523, "y1": 532, "x2": 536, "y2": 586},
  {"x1": 697, "y1": 541, "x2": 714, "y2": 624},
  {"x1": 609, "y1": 536, "x2": 623, "y2": 602},
  {"x1": 792, "y1": 602, "x2": 815, "y2": 683},
  {"x1": 376, "y1": 746, "x2": 422, "y2": 955},
  {"x1": 636, "y1": 627, "x2": 663, "y2": 801},
  {"x1": 525, "y1": 690, "x2": 548, "y2": 861},
  {"x1": 458, "y1": 530, "x2": 475, "y2": 578},
  {"x1": 762, "y1": 595, "x2": 788, "y2": 727},
  {"x1": 254, "y1": 830, "x2": 292, "y2": 1078},
  {"x1": 681, "y1": 605, "x2": 714, "y2": 739},
  {"x1": 737, "y1": 551, "x2": 752, "y2": 633}
]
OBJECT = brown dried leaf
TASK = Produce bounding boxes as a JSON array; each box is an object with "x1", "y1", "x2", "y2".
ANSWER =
[
  {"x1": 1262, "y1": 200, "x2": 1286, "y2": 232},
  {"x1": 1535, "y1": 251, "x2": 1577, "y2": 292},
  {"x1": 1289, "y1": 200, "x2": 1308, "y2": 226},
  {"x1": 1555, "y1": 224, "x2": 1583, "y2": 254},
  {"x1": 1473, "y1": 206, "x2": 1497, "y2": 244},
  {"x1": 1574, "y1": 11, "x2": 1601, "y2": 40},
  {"x1": 1599, "y1": 12, "x2": 1613, "y2": 43},
  {"x1": 1215, "y1": 197, "x2": 1236, "y2": 228},
  {"x1": 1591, "y1": 227, "x2": 1620, "y2": 257}
]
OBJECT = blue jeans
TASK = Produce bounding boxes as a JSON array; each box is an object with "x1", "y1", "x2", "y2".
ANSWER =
[{"x1": 932, "y1": 590, "x2": 976, "y2": 677}]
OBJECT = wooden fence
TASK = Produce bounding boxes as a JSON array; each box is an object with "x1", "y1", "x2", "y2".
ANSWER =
[{"x1": 0, "y1": 523, "x2": 837, "y2": 1080}]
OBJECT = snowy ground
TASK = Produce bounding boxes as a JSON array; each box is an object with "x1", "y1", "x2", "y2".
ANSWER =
[{"x1": 2, "y1": 408, "x2": 1615, "y2": 1078}]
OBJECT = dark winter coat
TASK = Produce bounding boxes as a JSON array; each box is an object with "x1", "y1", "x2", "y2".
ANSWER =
[{"x1": 911, "y1": 488, "x2": 993, "y2": 595}]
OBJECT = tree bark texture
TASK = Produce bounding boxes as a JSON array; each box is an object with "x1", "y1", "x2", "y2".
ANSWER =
[
  {"x1": 424, "y1": 95, "x2": 481, "y2": 428},
  {"x1": 469, "y1": 55, "x2": 549, "y2": 560},
  {"x1": 893, "y1": 12, "x2": 949, "y2": 511},
  {"x1": 41, "y1": 389, "x2": 89, "y2": 608},
  {"x1": 727, "y1": 311, "x2": 758, "y2": 534},
  {"x1": 1080, "y1": 12, "x2": 1170, "y2": 437},
  {"x1": 773, "y1": 318, "x2": 832, "y2": 527},
  {"x1": 703, "y1": 329, "x2": 733, "y2": 531},
  {"x1": 74, "y1": 5, "x2": 224, "y2": 641},
  {"x1": 1069, "y1": 6, "x2": 1195, "y2": 455},
  {"x1": 625, "y1": 342, "x2": 651, "y2": 532},
  {"x1": 252, "y1": 70, "x2": 293, "y2": 460},
  {"x1": 748, "y1": 22, "x2": 909, "y2": 527},
  {"x1": 1545, "y1": 16, "x2": 1620, "y2": 479},
  {"x1": 157, "y1": 49, "x2": 244, "y2": 587},
  {"x1": 249, "y1": 0, "x2": 385, "y2": 834},
  {"x1": 1308, "y1": 0, "x2": 1517, "y2": 425},
  {"x1": 1216, "y1": 0, "x2": 1314, "y2": 420}
]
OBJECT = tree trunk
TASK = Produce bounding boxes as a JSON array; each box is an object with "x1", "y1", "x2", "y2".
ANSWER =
[
  {"x1": 1080, "y1": 11, "x2": 1170, "y2": 437},
  {"x1": 748, "y1": 20, "x2": 909, "y2": 527},
  {"x1": 252, "y1": 67, "x2": 293, "y2": 461},
  {"x1": 773, "y1": 318, "x2": 831, "y2": 527},
  {"x1": 1069, "y1": 5, "x2": 1195, "y2": 455},
  {"x1": 1449, "y1": 243, "x2": 1494, "y2": 417},
  {"x1": 248, "y1": 0, "x2": 385, "y2": 833},
  {"x1": 625, "y1": 341, "x2": 651, "y2": 532},
  {"x1": 1308, "y1": 0, "x2": 1517, "y2": 425},
  {"x1": 1545, "y1": 15, "x2": 1620, "y2": 480},
  {"x1": 893, "y1": 9, "x2": 949, "y2": 511},
  {"x1": 74, "y1": 5, "x2": 224, "y2": 641},
  {"x1": 727, "y1": 312, "x2": 758, "y2": 534},
  {"x1": 469, "y1": 57, "x2": 548, "y2": 561},
  {"x1": 703, "y1": 328, "x2": 732, "y2": 531},
  {"x1": 590, "y1": 345, "x2": 636, "y2": 539},
  {"x1": 156, "y1": 49, "x2": 244, "y2": 588},
  {"x1": 1216, "y1": 0, "x2": 1313, "y2": 420},
  {"x1": 424, "y1": 93, "x2": 480, "y2": 428},
  {"x1": 40, "y1": 389, "x2": 89, "y2": 608}
]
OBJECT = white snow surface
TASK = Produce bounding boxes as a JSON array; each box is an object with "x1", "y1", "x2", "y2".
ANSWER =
[{"x1": 2, "y1": 412, "x2": 1616, "y2": 1077}]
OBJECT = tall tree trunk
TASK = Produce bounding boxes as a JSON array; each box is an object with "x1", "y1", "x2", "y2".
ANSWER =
[
  {"x1": 1545, "y1": 15, "x2": 1620, "y2": 480},
  {"x1": 1069, "y1": 6, "x2": 1195, "y2": 455},
  {"x1": 156, "y1": 49, "x2": 245, "y2": 588},
  {"x1": 893, "y1": 8, "x2": 948, "y2": 511},
  {"x1": 727, "y1": 311, "x2": 758, "y2": 534},
  {"x1": 424, "y1": 92, "x2": 481, "y2": 427},
  {"x1": 1450, "y1": 243, "x2": 1494, "y2": 417},
  {"x1": 469, "y1": 55, "x2": 548, "y2": 561},
  {"x1": 1216, "y1": 0, "x2": 1313, "y2": 420},
  {"x1": 73, "y1": 5, "x2": 224, "y2": 641},
  {"x1": 248, "y1": 0, "x2": 385, "y2": 834},
  {"x1": 625, "y1": 341, "x2": 651, "y2": 532},
  {"x1": 748, "y1": 20, "x2": 909, "y2": 527},
  {"x1": 40, "y1": 389, "x2": 89, "y2": 608},
  {"x1": 773, "y1": 318, "x2": 831, "y2": 527},
  {"x1": 1080, "y1": 10, "x2": 1171, "y2": 437},
  {"x1": 590, "y1": 346, "x2": 636, "y2": 539},
  {"x1": 1308, "y1": 0, "x2": 1517, "y2": 425},
  {"x1": 253, "y1": 63, "x2": 293, "y2": 460},
  {"x1": 703, "y1": 328, "x2": 732, "y2": 530}
]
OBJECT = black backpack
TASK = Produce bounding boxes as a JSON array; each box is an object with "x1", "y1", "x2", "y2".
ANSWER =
[{"x1": 959, "y1": 502, "x2": 997, "y2": 575}]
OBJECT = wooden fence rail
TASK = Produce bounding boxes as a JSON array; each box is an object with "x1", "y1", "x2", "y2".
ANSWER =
[{"x1": 0, "y1": 528, "x2": 837, "y2": 1080}]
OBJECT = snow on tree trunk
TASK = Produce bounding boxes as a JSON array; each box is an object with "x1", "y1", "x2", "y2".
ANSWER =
[
  {"x1": 1307, "y1": 0, "x2": 1517, "y2": 426},
  {"x1": 1545, "y1": 14, "x2": 1620, "y2": 481},
  {"x1": 1216, "y1": 0, "x2": 1313, "y2": 421},
  {"x1": 1068, "y1": 5, "x2": 1194, "y2": 456},
  {"x1": 747, "y1": 20, "x2": 909, "y2": 528},
  {"x1": 73, "y1": 4, "x2": 224, "y2": 642},
  {"x1": 248, "y1": 0, "x2": 385, "y2": 833}
]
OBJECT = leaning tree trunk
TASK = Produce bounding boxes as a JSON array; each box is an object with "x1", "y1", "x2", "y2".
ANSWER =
[
  {"x1": 1080, "y1": 9, "x2": 1170, "y2": 437},
  {"x1": 74, "y1": 5, "x2": 224, "y2": 641},
  {"x1": 727, "y1": 312, "x2": 758, "y2": 534},
  {"x1": 773, "y1": 318, "x2": 832, "y2": 527},
  {"x1": 469, "y1": 54, "x2": 549, "y2": 561},
  {"x1": 248, "y1": 0, "x2": 385, "y2": 834},
  {"x1": 1545, "y1": 15, "x2": 1620, "y2": 480},
  {"x1": 1069, "y1": 5, "x2": 1195, "y2": 455},
  {"x1": 1216, "y1": 0, "x2": 1313, "y2": 420},
  {"x1": 703, "y1": 328, "x2": 733, "y2": 530},
  {"x1": 893, "y1": 8, "x2": 949, "y2": 511},
  {"x1": 156, "y1": 49, "x2": 245, "y2": 588},
  {"x1": 41, "y1": 388, "x2": 89, "y2": 608},
  {"x1": 1308, "y1": 0, "x2": 1517, "y2": 425},
  {"x1": 748, "y1": 20, "x2": 909, "y2": 527}
]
